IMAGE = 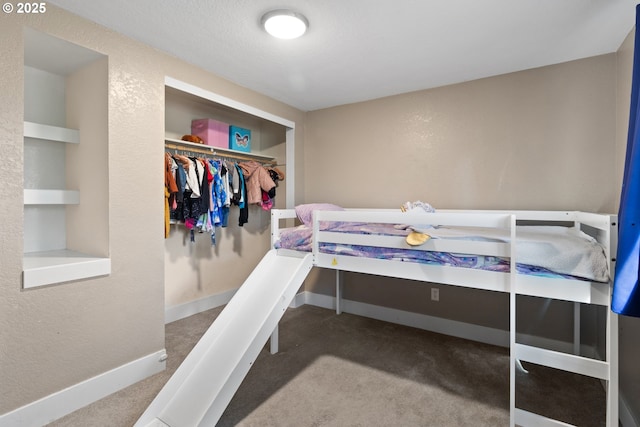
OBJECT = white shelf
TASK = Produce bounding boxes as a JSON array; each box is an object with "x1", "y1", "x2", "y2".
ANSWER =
[
  {"x1": 165, "y1": 137, "x2": 276, "y2": 162},
  {"x1": 24, "y1": 189, "x2": 79, "y2": 205},
  {"x1": 22, "y1": 32, "x2": 110, "y2": 290},
  {"x1": 23, "y1": 250, "x2": 111, "y2": 289},
  {"x1": 24, "y1": 121, "x2": 80, "y2": 144}
]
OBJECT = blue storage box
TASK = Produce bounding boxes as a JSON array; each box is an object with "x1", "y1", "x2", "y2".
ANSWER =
[{"x1": 229, "y1": 125, "x2": 251, "y2": 152}]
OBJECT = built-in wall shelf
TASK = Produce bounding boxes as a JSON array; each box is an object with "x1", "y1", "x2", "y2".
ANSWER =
[
  {"x1": 23, "y1": 29, "x2": 110, "y2": 290},
  {"x1": 24, "y1": 121, "x2": 80, "y2": 144},
  {"x1": 164, "y1": 137, "x2": 276, "y2": 163},
  {"x1": 24, "y1": 189, "x2": 79, "y2": 205},
  {"x1": 23, "y1": 250, "x2": 111, "y2": 289}
]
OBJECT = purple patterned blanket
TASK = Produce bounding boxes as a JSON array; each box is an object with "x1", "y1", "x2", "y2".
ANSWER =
[{"x1": 274, "y1": 222, "x2": 608, "y2": 282}]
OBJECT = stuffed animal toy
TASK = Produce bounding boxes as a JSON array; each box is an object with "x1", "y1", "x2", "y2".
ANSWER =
[{"x1": 181, "y1": 134, "x2": 204, "y2": 144}]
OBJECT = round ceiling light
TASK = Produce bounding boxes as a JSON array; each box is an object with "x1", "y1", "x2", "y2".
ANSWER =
[{"x1": 261, "y1": 10, "x2": 308, "y2": 39}]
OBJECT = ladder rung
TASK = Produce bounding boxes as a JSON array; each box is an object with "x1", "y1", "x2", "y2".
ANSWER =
[
  {"x1": 515, "y1": 408, "x2": 576, "y2": 426},
  {"x1": 515, "y1": 344, "x2": 609, "y2": 380}
]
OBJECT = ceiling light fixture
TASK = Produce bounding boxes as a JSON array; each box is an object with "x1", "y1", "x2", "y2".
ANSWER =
[{"x1": 261, "y1": 9, "x2": 308, "y2": 39}]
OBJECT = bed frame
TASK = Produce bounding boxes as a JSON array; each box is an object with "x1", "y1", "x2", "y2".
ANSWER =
[{"x1": 271, "y1": 208, "x2": 619, "y2": 427}]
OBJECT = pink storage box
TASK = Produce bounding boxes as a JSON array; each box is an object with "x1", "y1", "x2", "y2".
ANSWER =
[{"x1": 191, "y1": 118, "x2": 229, "y2": 149}]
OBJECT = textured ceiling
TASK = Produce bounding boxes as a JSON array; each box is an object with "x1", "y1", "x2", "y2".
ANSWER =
[{"x1": 48, "y1": 0, "x2": 637, "y2": 111}]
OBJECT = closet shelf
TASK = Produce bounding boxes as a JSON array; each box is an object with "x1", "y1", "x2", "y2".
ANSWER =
[
  {"x1": 165, "y1": 137, "x2": 276, "y2": 163},
  {"x1": 23, "y1": 249, "x2": 111, "y2": 289},
  {"x1": 24, "y1": 121, "x2": 80, "y2": 144},
  {"x1": 24, "y1": 189, "x2": 79, "y2": 205}
]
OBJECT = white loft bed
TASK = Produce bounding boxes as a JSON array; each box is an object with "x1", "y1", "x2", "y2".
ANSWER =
[{"x1": 270, "y1": 207, "x2": 619, "y2": 427}]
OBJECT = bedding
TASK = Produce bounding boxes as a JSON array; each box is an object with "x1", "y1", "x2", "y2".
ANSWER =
[{"x1": 274, "y1": 220, "x2": 609, "y2": 282}]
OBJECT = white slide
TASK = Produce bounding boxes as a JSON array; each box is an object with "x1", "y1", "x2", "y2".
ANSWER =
[{"x1": 136, "y1": 250, "x2": 313, "y2": 427}]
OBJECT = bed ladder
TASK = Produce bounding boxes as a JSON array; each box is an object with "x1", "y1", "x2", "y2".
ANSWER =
[
  {"x1": 511, "y1": 308, "x2": 618, "y2": 426},
  {"x1": 510, "y1": 218, "x2": 619, "y2": 427}
]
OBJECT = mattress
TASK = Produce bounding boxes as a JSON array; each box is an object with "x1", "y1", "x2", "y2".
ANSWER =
[{"x1": 274, "y1": 221, "x2": 609, "y2": 282}]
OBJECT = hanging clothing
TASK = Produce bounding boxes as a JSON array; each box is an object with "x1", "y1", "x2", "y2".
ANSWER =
[
  {"x1": 165, "y1": 151, "x2": 275, "y2": 236},
  {"x1": 164, "y1": 187, "x2": 171, "y2": 237},
  {"x1": 182, "y1": 158, "x2": 204, "y2": 236},
  {"x1": 165, "y1": 153, "x2": 179, "y2": 196},
  {"x1": 220, "y1": 161, "x2": 230, "y2": 227},
  {"x1": 234, "y1": 163, "x2": 249, "y2": 226},
  {"x1": 613, "y1": 4, "x2": 640, "y2": 317},
  {"x1": 164, "y1": 153, "x2": 179, "y2": 238},
  {"x1": 192, "y1": 158, "x2": 209, "y2": 215},
  {"x1": 208, "y1": 159, "x2": 228, "y2": 228},
  {"x1": 238, "y1": 173, "x2": 249, "y2": 227},
  {"x1": 194, "y1": 159, "x2": 213, "y2": 238},
  {"x1": 229, "y1": 163, "x2": 244, "y2": 207},
  {"x1": 267, "y1": 166, "x2": 285, "y2": 184},
  {"x1": 238, "y1": 160, "x2": 276, "y2": 206},
  {"x1": 170, "y1": 157, "x2": 187, "y2": 223},
  {"x1": 261, "y1": 190, "x2": 273, "y2": 211}
]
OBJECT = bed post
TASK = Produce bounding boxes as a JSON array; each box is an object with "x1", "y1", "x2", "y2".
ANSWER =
[
  {"x1": 608, "y1": 312, "x2": 619, "y2": 427},
  {"x1": 573, "y1": 219, "x2": 582, "y2": 356},
  {"x1": 270, "y1": 210, "x2": 278, "y2": 354},
  {"x1": 573, "y1": 302, "x2": 581, "y2": 355},
  {"x1": 269, "y1": 326, "x2": 279, "y2": 354},
  {"x1": 509, "y1": 214, "x2": 517, "y2": 427},
  {"x1": 336, "y1": 270, "x2": 343, "y2": 315},
  {"x1": 607, "y1": 215, "x2": 619, "y2": 427}
]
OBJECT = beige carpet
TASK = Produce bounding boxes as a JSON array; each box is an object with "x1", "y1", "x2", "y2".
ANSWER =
[{"x1": 48, "y1": 305, "x2": 605, "y2": 426}]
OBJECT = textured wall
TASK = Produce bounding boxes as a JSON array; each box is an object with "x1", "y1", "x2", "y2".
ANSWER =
[
  {"x1": 0, "y1": 5, "x2": 304, "y2": 415},
  {"x1": 305, "y1": 54, "x2": 617, "y2": 212},
  {"x1": 304, "y1": 54, "x2": 617, "y2": 340},
  {"x1": 0, "y1": 4, "x2": 28, "y2": 417}
]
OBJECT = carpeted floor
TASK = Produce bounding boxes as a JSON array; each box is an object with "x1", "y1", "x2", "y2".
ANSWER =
[{"x1": 48, "y1": 305, "x2": 605, "y2": 426}]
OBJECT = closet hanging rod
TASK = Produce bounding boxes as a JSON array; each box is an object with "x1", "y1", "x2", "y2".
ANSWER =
[{"x1": 164, "y1": 141, "x2": 277, "y2": 165}]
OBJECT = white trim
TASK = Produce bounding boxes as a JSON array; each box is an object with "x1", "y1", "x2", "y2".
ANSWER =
[
  {"x1": 285, "y1": 127, "x2": 295, "y2": 209},
  {"x1": 289, "y1": 291, "x2": 308, "y2": 308},
  {"x1": 621, "y1": 392, "x2": 640, "y2": 427},
  {"x1": 164, "y1": 76, "x2": 295, "y2": 129},
  {"x1": 165, "y1": 289, "x2": 238, "y2": 324},
  {"x1": 302, "y1": 291, "x2": 595, "y2": 354},
  {"x1": 0, "y1": 350, "x2": 166, "y2": 427},
  {"x1": 300, "y1": 291, "x2": 334, "y2": 310},
  {"x1": 164, "y1": 289, "x2": 309, "y2": 324}
]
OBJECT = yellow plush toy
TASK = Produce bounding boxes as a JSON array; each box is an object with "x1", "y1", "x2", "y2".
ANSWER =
[
  {"x1": 406, "y1": 231, "x2": 430, "y2": 246},
  {"x1": 401, "y1": 200, "x2": 435, "y2": 246}
]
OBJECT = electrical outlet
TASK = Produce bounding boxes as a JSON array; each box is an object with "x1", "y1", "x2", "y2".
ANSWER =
[{"x1": 431, "y1": 288, "x2": 439, "y2": 301}]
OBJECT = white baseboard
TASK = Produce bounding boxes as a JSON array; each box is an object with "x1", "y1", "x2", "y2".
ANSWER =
[
  {"x1": 301, "y1": 291, "x2": 585, "y2": 354},
  {"x1": 165, "y1": 288, "x2": 308, "y2": 325},
  {"x1": 3, "y1": 288, "x2": 630, "y2": 427},
  {"x1": 0, "y1": 349, "x2": 166, "y2": 427},
  {"x1": 165, "y1": 288, "x2": 238, "y2": 324},
  {"x1": 289, "y1": 290, "x2": 308, "y2": 308}
]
